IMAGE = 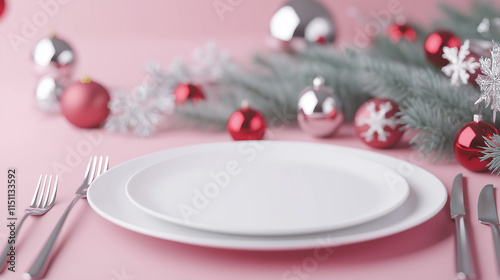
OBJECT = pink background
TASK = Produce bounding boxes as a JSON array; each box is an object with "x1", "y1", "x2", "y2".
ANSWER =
[{"x1": 0, "y1": 0, "x2": 498, "y2": 279}]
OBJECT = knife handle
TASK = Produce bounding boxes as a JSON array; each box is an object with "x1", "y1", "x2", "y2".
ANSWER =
[
  {"x1": 455, "y1": 215, "x2": 476, "y2": 279},
  {"x1": 491, "y1": 225, "x2": 500, "y2": 274}
]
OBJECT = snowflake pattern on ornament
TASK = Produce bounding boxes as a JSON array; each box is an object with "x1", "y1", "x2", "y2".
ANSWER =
[
  {"x1": 475, "y1": 41, "x2": 500, "y2": 122},
  {"x1": 441, "y1": 40, "x2": 480, "y2": 86},
  {"x1": 355, "y1": 101, "x2": 398, "y2": 142}
]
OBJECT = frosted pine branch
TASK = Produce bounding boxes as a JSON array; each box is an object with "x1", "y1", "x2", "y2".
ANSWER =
[{"x1": 482, "y1": 134, "x2": 500, "y2": 175}]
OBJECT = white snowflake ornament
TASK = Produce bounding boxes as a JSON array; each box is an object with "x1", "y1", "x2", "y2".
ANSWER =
[
  {"x1": 354, "y1": 98, "x2": 403, "y2": 149},
  {"x1": 442, "y1": 40, "x2": 480, "y2": 86},
  {"x1": 475, "y1": 41, "x2": 500, "y2": 122},
  {"x1": 105, "y1": 88, "x2": 173, "y2": 137}
]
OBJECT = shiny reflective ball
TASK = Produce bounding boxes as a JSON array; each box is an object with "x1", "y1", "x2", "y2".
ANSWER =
[
  {"x1": 0, "y1": 0, "x2": 5, "y2": 18},
  {"x1": 297, "y1": 77, "x2": 344, "y2": 138},
  {"x1": 35, "y1": 76, "x2": 66, "y2": 112},
  {"x1": 454, "y1": 115, "x2": 498, "y2": 172},
  {"x1": 227, "y1": 102, "x2": 266, "y2": 141},
  {"x1": 424, "y1": 30, "x2": 461, "y2": 68},
  {"x1": 270, "y1": 0, "x2": 336, "y2": 44},
  {"x1": 173, "y1": 84, "x2": 205, "y2": 104},
  {"x1": 387, "y1": 23, "x2": 417, "y2": 43},
  {"x1": 33, "y1": 35, "x2": 75, "y2": 78}
]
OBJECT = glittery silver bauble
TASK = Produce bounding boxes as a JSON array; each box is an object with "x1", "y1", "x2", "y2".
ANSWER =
[
  {"x1": 270, "y1": 0, "x2": 336, "y2": 44},
  {"x1": 33, "y1": 35, "x2": 75, "y2": 78},
  {"x1": 35, "y1": 76, "x2": 66, "y2": 112},
  {"x1": 297, "y1": 76, "x2": 344, "y2": 138}
]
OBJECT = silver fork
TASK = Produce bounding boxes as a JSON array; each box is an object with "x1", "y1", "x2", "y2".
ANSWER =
[
  {"x1": 0, "y1": 175, "x2": 58, "y2": 271},
  {"x1": 24, "y1": 156, "x2": 108, "y2": 280}
]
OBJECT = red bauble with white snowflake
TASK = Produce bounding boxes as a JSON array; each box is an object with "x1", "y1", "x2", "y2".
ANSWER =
[
  {"x1": 441, "y1": 40, "x2": 480, "y2": 87},
  {"x1": 424, "y1": 30, "x2": 462, "y2": 68},
  {"x1": 227, "y1": 101, "x2": 266, "y2": 141},
  {"x1": 354, "y1": 98, "x2": 403, "y2": 149}
]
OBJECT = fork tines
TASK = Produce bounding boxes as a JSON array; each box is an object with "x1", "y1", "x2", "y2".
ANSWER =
[
  {"x1": 86, "y1": 156, "x2": 109, "y2": 183},
  {"x1": 32, "y1": 175, "x2": 58, "y2": 209}
]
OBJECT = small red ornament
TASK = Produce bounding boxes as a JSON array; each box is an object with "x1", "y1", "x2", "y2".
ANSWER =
[
  {"x1": 173, "y1": 84, "x2": 205, "y2": 104},
  {"x1": 0, "y1": 0, "x2": 5, "y2": 18},
  {"x1": 387, "y1": 23, "x2": 417, "y2": 43},
  {"x1": 354, "y1": 98, "x2": 403, "y2": 149},
  {"x1": 316, "y1": 36, "x2": 326, "y2": 45},
  {"x1": 60, "y1": 77, "x2": 110, "y2": 128},
  {"x1": 454, "y1": 114, "x2": 498, "y2": 172},
  {"x1": 227, "y1": 101, "x2": 266, "y2": 141},
  {"x1": 424, "y1": 30, "x2": 462, "y2": 67}
]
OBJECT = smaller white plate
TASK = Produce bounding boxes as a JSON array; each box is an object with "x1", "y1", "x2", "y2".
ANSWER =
[{"x1": 126, "y1": 143, "x2": 409, "y2": 236}]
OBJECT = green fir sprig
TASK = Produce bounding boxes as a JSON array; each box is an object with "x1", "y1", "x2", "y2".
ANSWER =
[
  {"x1": 482, "y1": 134, "x2": 500, "y2": 174},
  {"x1": 172, "y1": 1, "x2": 500, "y2": 172}
]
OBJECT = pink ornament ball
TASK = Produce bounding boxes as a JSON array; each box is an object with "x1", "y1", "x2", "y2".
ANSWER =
[{"x1": 60, "y1": 78, "x2": 110, "y2": 128}]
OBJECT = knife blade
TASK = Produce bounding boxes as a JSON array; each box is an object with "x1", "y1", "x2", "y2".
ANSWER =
[
  {"x1": 450, "y1": 174, "x2": 476, "y2": 279},
  {"x1": 478, "y1": 184, "x2": 500, "y2": 274}
]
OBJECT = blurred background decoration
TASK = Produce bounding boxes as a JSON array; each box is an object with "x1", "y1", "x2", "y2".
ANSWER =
[{"x1": 2, "y1": 0, "x2": 500, "y2": 173}]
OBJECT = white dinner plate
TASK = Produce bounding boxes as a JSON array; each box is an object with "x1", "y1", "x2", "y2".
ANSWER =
[
  {"x1": 87, "y1": 141, "x2": 447, "y2": 250},
  {"x1": 125, "y1": 143, "x2": 409, "y2": 236}
]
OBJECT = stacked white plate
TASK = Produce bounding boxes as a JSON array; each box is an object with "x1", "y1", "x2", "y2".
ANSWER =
[{"x1": 87, "y1": 141, "x2": 447, "y2": 250}]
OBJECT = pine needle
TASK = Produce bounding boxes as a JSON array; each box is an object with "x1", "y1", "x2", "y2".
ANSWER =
[{"x1": 482, "y1": 134, "x2": 500, "y2": 174}]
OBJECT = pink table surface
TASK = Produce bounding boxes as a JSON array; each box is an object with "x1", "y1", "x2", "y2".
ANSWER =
[{"x1": 1, "y1": 0, "x2": 498, "y2": 279}]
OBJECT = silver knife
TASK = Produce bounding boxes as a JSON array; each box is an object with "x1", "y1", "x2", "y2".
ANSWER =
[
  {"x1": 478, "y1": 184, "x2": 500, "y2": 274},
  {"x1": 450, "y1": 174, "x2": 476, "y2": 279}
]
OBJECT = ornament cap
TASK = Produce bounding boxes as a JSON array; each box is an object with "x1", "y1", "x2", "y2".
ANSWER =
[
  {"x1": 313, "y1": 76, "x2": 325, "y2": 89},
  {"x1": 80, "y1": 76, "x2": 92, "y2": 84},
  {"x1": 241, "y1": 99, "x2": 250, "y2": 109},
  {"x1": 474, "y1": 114, "x2": 483, "y2": 122}
]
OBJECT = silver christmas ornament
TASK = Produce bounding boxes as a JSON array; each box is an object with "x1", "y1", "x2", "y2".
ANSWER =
[
  {"x1": 35, "y1": 76, "x2": 66, "y2": 112},
  {"x1": 297, "y1": 76, "x2": 344, "y2": 137},
  {"x1": 270, "y1": 0, "x2": 336, "y2": 44},
  {"x1": 33, "y1": 35, "x2": 75, "y2": 78}
]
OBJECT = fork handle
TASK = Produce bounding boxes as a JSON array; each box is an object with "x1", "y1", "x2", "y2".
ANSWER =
[
  {"x1": 0, "y1": 213, "x2": 30, "y2": 271},
  {"x1": 24, "y1": 195, "x2": 82, "y2": 279}
]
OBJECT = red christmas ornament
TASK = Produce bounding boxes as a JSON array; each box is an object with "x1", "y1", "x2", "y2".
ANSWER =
[
  {"x1": 60, "y1": 78, "x2": 110, "y2": 128},
  {"x1": 227, "y1": 101, "x2": 266, "y2": 141},
  {"x1": 454, "y1": 114, "x2": 498, "y2": 172},
  {"x1": 0, "y1": 0, "x2": 5, "y2": 18},
  {"x1": 424, "y1": 30, "x2": 462, "y2": 67},
  {"x1": 387, "y1": 23, "x2": 417, "y2": 43},
  {"x1": 316, "y1": 36, "x2": 327, "y2": 45},
  {"x1": 354, "y1": 98, "x2": 403, "y2": 149},
  {"x1": 173, "y1": 84, "x2": 205, "y2": 104}
]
